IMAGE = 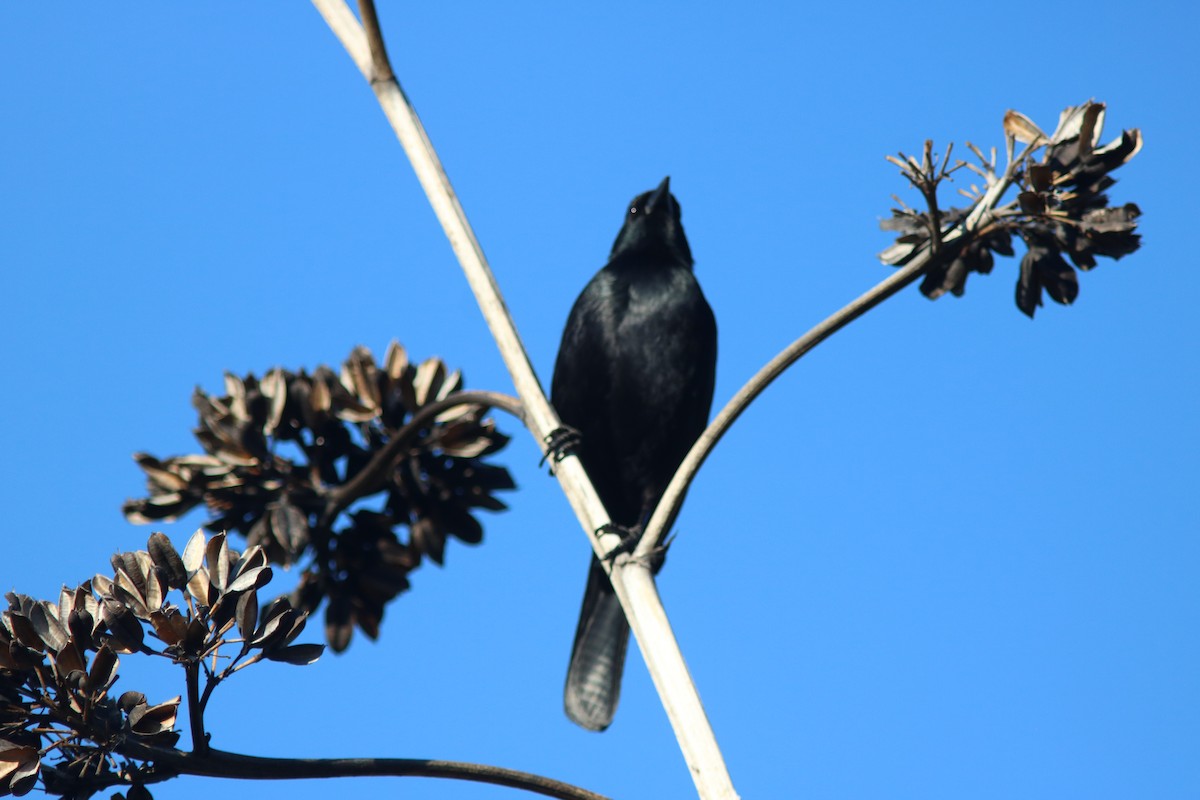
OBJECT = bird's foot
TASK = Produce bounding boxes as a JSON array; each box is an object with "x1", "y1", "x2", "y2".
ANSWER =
[
  {"x1": 540, "y1": 425, "x2": 582, "y2": 468},
  {"x1": 596, "y1": 523, "x2": 641, "y2": 562},
  {"x1": 597, "y1": 525, "x2": 672, "y2": 574}
]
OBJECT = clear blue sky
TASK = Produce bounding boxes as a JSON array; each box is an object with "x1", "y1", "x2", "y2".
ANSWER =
[{"x1": 2, "y1": 3, "x2": 1196, "y2": 799}]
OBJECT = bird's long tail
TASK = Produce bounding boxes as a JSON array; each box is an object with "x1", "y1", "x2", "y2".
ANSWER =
[{"x1": 564, "y1": 556, "x2": 630, "y2": 731}]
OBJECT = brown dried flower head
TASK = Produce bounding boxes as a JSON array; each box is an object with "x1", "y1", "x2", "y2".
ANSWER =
[
  {"x1": 123, "y1": 342, "x2": 515, "y2": 651},
  {"x1": 881, "y1": 101, "x2": 1142, "y2": 317},
  {"x1": 1, "y1": 531, "x2": 320, "y2": 799}
]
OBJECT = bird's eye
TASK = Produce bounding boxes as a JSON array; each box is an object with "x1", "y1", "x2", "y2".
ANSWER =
[{"x1": 629, "y1": 206, "x2": 638, "y2": 215}]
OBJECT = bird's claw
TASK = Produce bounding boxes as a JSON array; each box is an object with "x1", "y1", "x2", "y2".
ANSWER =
[
  {"x1": 595, "y1": 523, "x2": 641, "y2": 563},
  {"x1": 540, "y1": 425, "x2": 582, "y2": 467},
  {"x1": 597, "y1": 525, "x2": 671, "y2": 574}
]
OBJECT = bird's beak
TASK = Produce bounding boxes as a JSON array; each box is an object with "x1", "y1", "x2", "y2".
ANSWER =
[{"x1": 645, "y1": 176, "x2": 671, "y2": 215}]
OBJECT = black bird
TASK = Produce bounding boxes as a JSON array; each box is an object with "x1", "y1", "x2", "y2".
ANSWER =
[{"x1": 551, "y1": 177, "x2": 717, "y2": 731}]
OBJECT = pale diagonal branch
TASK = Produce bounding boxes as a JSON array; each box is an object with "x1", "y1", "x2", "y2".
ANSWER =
[{"x1": 309, "y1": 2, "x2": 739, "y2": 799}]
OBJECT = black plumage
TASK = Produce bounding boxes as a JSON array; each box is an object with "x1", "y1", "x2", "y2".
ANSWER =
[{"x1": 551, "y1": 177, "x2": 717, "y2": 731}]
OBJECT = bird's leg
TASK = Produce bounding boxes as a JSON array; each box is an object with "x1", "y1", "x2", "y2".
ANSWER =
[{"x1": 540, "y1": 425, "x2": 582, "y2": 467}]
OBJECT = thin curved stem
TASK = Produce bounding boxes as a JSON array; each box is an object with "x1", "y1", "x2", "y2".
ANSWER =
[
  {"x1": 636, "y1": 139, "x2": 1034, "y2": 559},
  {"x1": 636, "y1": 255, "x2": 930, "y2": 557},
  {"x1": 115, "y1": 743, "x2": 608, "y2": 800},
  {"x1": 319, "y1": 390, "x2": 524, "y2": 527},
  {"x1": 310, "y1": 4, "x2": 736, "y2": 797}
]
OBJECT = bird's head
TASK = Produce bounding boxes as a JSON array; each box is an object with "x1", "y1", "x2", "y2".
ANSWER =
[{"x1": 609, "y1": 176, "x2": 693, "y2": 267}]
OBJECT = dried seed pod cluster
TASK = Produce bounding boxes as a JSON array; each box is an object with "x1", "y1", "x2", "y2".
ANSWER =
[
  {"x1": 123, "y1": 342, "x2": 515, "y2": 652},
  {"x1": 881, "y1": 101, "x2": 1142, "y2": 317},
  {"x1": 0, "y1": 531, "x2": 317, "y2": 799}
]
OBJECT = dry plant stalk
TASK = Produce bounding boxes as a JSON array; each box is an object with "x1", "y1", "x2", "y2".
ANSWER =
[
  {"x1": 310, "y1": 1, "x2": 739, "y2": 798},
  {"x1": 309, "y1": 4, "x2": 1144, "y2": 800}
]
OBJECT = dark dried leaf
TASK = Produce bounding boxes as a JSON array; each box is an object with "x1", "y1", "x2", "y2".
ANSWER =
[
  {"x1": 147, "y1": 533, "x2": 188, "y2": 590},
  {"x1": 86, "y1": 644, "x2": 119, "y2": 693},
  {"x1": 341, "y1": 346, "x2": 382, "y2": 413},
  {"x1": 384, "y1": 340, "x2": 409, "y2": 380},
  {"x1": 1048, "y1": 102, "x2": 1098, "y2": 147},
  {"x1": 250, "y1": 600, "x2": 296, "y2": 651},
  {"x1": 130, "y1": 453, "x2": 188, "y2": 493},
  {"x1": 272, "y1": 499, "x2": 309, "y2": 559},
  {"x1": 447, "y1": 506, "x2": 484, "y2": 545},
  {"x1": 1003, "y1": 109, "x2": 1046, "y2": 144},
  {"x1": 10, "y1": 758, "x2": 39, "y2": 796},
  {"x1": 409, "y1": 516, "x2": 445, "y2": 565},
  {"x1": 127, "y1": 696, "x2": 180, "y2": 736},
  {"x1": 227, "y1": 566, "x2": 272, "y2": 595},
  {"x1": 112, "y1": 553, "x2": 145, "y2": 599},
  {"x1": 1092, "y1": 128, "x2": 1143, "y2": 171},
  {"x1": 67, "y1": 608, "x2": 96, "y2": 650},
  {"x1": 149, "y1": 608, "x2": 188, "y2": 647},
  {"x1": 5, "y1": 594, "x2": 34, "y2": 616},
  {"x1": 206, "y1": 534, "x2": 231, "y2": 593},
  {"x1": 55, "y1": 587, "x2": 74, "y2": 629},
  {"x1": 225, "y1": 372, "x2": 249, "y2": 421},
  {"x1": 989, "y1": 230, "x2": 1014, "y2": 258},
  {"x1": 100, "y1": 598, "x2": 144, "y2": 653},
  {"x1": 3, "y1": 643, "x2": 44, "y2": 671},
  {"x1": 184, "y1": 617, "x2": 208, "y2": 655},
  {"x1": 114, "y1": 551, "x2": 163, "y2": 615},
  {"x1": 309, "y1": 367, "x2": 333, "y2": 415},
  {"x1": 192, "y1": 390, "x2": 257, "y2": 466},
  {"x1": 921, "y1": 255, "x2": 968, "y2": 300},
  {"x1": 0, "y1": 739, "x2": 40, "y2": 797},
  {"x1": 1038, "y1": 250, "x2": 1079, "y2": 306},
  {"x1": 118, "y1": 691, "x2": 146, "y2": 712},
  {"x1": 1078, "y1": 103, "x2": 1104, "y2": 155},
  {"x1": 6, "y1": 615, "x2": 43, "y2": 652},
  {"x1": 29, "y1": 603, "x2": 66, "y2": 653},
  {"x1": 322, "y1": 366, "x2": 375, "y2": 423},
  {"x1": 355, "y1": 602, "x2": 383, "y2": 641},
  {"x1": 279, "y1": 612, "x2": 308, "y2": 648},
  {"x1": 1077, "y1": 203, "x2": 1142, "y2": 262},
  {"x1": 468, "y1": 493, "x2": 509, "y2": 513},
  {"x1": 235, "y1": 591, "x2": 258, "y2": 642},
  {"x1": 181, "y1": 529, "x2": 206, "y2": 575},
  {"x1": 407, "y1": 358, "x2": 446, "y2": 409},
  {"x1": 122, "y1": 492, "x2": 198, "y2": 524},
  {"x1": 325, "y1": 595, "x2": 353, "y2": 653},
  {"x1": 264, "y1": 643, "x2": 324, "y2": 666},
  {"x1": 1028, "y1": 164, "x2": 1054, "y2": 192},
  {"x1": 1017, "y1": 191, "x2": 1046, "y2": 214},
  {"x1": 91, "y1": 574, "x2": 115, "y2": 598},
  {"x1": 260, "y1": 367, "x2": 288, "y2": 436},
  {"x1": 1017, "y1": 249, "x2": 1043, "y2": 318},
  {"x1": 437, "y1": 416, "x2": 501, "y2": 458},
  {"x1": 185, "y1": 567, "x2": 213, "y2": 609},
  {"x1": 51, "y1": 638, "x2": 86, "y2": 681},
  {"x1": 111, "y1": 577, "x2": 150, "y2": 620}
]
